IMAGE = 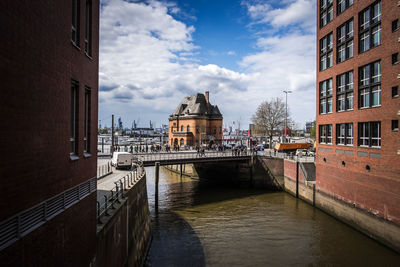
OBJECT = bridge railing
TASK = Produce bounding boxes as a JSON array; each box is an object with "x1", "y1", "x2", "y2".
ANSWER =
[
  {"x1": 96, "y1": 162, "x2": 146, "y2": 224},
  {"x1": 135, "y1": 150, "x2": 253, "y2": 163},
  {"x1": 262, "y1": 150, "x2": 315, "y2": 162}
]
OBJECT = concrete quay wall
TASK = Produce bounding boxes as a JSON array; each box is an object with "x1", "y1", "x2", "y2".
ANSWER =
[
  {"x1": 94, "y1": 175, "x2": 151, "y2": 267},
  {"x1": 283, "y1": 159, "x2": 400, "y2": 253},
  {"x1": 163, "y1": 164, "x2": 198, "y2": 178}
]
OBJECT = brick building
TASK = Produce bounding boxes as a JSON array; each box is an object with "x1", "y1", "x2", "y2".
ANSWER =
[
  {"x1": 169, "y1": 92, "x2": 223, "y2": 147},
  {"x1": 0, "y1": 1, "x2": 99, "y2": 266},
  {"x1": 316, "y1": 0, "x2": 400, "y2": 230}
]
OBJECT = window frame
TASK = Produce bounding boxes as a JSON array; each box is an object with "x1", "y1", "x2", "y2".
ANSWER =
[
  {"x1": 336, "y1": 70, "x2": 354, "y2": 111},
  {"x1": 358, "y1": 121, "x2": 381, "y2": 148},
  {"x1": 392, "y1": 19, "x2": 399, "y2": 32},
  {"x1": 320, "y1": 78, "x2": 333, "y2": 114},
  {"x1": 83, "y1": 87, "x2": 91, "y2": 154},
  {"x1": 71, "y1": 0, "x2": 80, "y2": 47},
  {"x1": 337, "y1": 19, "x2": 353, "y2": 63},
  {"x1": 319, "y1": 124, "x2": 332, "y2": 144},
  {"x1": 337, "y1": 0, "x2": 353, "y2": 15},
  {"x1": 85, "y1": 0, "x2": 92, "y2": 56},
  {"x1": 392, "y1": 53, "x2": 399, "y2": 65},
  {"x1": 336, "y1": 123, "x2": 353, "y2": 145},
  {"x1": 320, "y1": 0, "x2": 333, "y2": 28},
  {"x1": 392, "y1": 120, "x2": 399, "y2": 131},
  {"x1": 359, "y1": 1, "x2": 381, "y2": 53},
  {"x1": 320, "y1": 33, "x2": 333, "y2": 71},
  {"x1": 392, "y1": 86, "x2": 399, "y2": 98},
  {"x1": 358, "y1": 60, "x2": 381, "y2": 109},
  {"x1": 70, "y1": 80, "x2": 79, "y2": 156}
]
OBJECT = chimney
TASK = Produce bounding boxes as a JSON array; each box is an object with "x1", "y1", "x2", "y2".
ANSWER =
[{"x1": 205, "y1": 91, "x2": 209, "y2": 104}]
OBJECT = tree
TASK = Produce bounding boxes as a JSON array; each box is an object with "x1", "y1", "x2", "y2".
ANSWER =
[
  {"x1": 251, "y1": 97, "x2": 289, "y2": 146},
  {"x1": 310, "y1": 120, "x2": 316, "y2": 140}
]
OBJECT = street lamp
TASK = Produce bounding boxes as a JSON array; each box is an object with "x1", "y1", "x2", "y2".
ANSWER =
[{"x1": 283, "y1": 90, "x2": 292, "y2": 142}]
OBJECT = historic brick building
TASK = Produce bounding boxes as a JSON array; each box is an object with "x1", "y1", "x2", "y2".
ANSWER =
[
  {"x1": 316, "y1": 0, "x2": 400, "y2": 231},
  {"x1": 169, "y1": 91, "x2": 223, "y2": 147},
  {"x1": 0, "y1": 1, "x2": 99, "y2": 266}
]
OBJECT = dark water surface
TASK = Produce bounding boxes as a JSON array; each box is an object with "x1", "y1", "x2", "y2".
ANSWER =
[{"x1": 144, "y1": 167, "x2": 400, "y2": 266}]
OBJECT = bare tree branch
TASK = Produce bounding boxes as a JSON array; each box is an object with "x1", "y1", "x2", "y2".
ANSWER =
[{"x1": 251, "y1": 97, "x2": 290, "y2": 145}]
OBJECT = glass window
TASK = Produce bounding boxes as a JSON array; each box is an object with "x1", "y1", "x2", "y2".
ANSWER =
[
  {"x1": 337, "y1": 0, "x2": 353, "y2": 15},
  {"x1": 359, "y1": 60, "x2": 381, "y2": 108},
  {"x1": 336, "y1": 70, "x2": 353, "y2": 111},
  {"x1": 320, "y1": 0, "x2": 333, "y2": 28},
  {"x1": 320, "y1": 33, "x2": 333, "y2": 71},
  {"x1": 72, "y1": 0, "x2": 80, "y2": 46},
  {"x1": 320, "y1": 78, "x2": 332, "y2": 114},
  {"x1": 359, "y1": 1, "x2": 381, "y2": 53},
  {"x1": 70, "y1": 81, "x2": 79, "y2": 155},
  {"x1": 84, "y1": 87, "x2": 91, "y2": 153},
  {"x1": 336, "y1": 123, "x2": 352, "y2": 145},
  {"x1": 85, "y1": 0, "x2": 92, "y2": 56},
  {"x1": 358, "y1": 121, "x2": 380, "y2": 147},
  {"x1": 337, "y1": 18, "x2": 353, "y2": 63}
]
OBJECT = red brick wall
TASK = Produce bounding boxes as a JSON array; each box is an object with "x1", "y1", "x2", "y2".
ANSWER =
[
  {"x1": 0, "y1": 0, "x2": 99, "y2": 264},
  {"x1": 1, "y1": 195, "x2": 97, "y2": 267},
  {"x1": 316, "y1": 0, "x2": 400, "y2": 224},
  {"x1": 0, "y1": 0, "x2": 99, "y2": 218},
  {"x1": 284, "y1": 160, "x2": 306, "y2": 183},
  {"x1": 284, "y1": 160, "x2": 297, "y2": 181}
]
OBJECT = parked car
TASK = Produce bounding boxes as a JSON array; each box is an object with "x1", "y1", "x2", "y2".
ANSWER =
[
  {"x1": 111, "y1": 152, "x2": 134, "y2": 169},
  {"x1": 295, "y1": 149, "x2": 309, "y2": 157}
]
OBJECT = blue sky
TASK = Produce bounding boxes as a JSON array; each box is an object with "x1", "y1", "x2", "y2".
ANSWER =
[{"x1": 98, "y1": 0, "x2": 316, "y2": 130}]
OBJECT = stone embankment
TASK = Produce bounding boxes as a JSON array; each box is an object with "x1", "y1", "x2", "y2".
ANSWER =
[{"x1": 94, "y1": 164, "x2": 151, "y2": 267}]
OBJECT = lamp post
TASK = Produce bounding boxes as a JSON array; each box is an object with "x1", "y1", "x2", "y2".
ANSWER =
[{"x1": 283, "y1": 90, "x2": 292, "y2": 143}]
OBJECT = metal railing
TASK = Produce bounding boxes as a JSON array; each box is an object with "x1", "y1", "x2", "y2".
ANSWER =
[
  {"x1": 262, "y1": 150, "x2": 315, "y2": 162},
  {"x1": 97, "y1": 161, "x2": 112, "y2": 178},
  {"x1": 96, "y1": 162, "x2": 146, "y2": 224},
  {"x1": 135, "y1": 150, "x2": 253, "y2": 163}
]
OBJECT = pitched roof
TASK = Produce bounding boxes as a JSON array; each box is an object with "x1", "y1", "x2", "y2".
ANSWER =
[{"x1": 170, "y1": 93, "x2": 222, "y2": 118}]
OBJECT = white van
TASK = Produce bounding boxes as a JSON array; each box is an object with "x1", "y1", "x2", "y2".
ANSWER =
[{"x1": 111, "y1": 152, "x2": 133, "y2": 169}]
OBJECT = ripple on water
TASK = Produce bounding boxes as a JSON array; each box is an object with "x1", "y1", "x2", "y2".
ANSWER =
[{"x1": 145, "y1": 167, "x2": 400, "y2": 267}]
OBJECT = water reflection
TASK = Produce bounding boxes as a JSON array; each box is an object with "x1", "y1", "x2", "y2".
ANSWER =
[{"x1": 145, "y1": 166, "x2": 400, "y2": 266}]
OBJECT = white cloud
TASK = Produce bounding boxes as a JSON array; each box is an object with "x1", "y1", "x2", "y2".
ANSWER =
[
  {"x1": 99, "y1": 0, "x2": 317, "y2": 128},
  {"x1": 238, "y1": 0, "x2": 317, "y2": 125},
  {"x1": 99, "y1": 0, "x2": 253, "y2": 126},
  {"x1": 227, "y1": 50, "x2": 236, "y2": 56},
  {"x1": 243, "y1": 0, "x2": 315, "y2": 31}
]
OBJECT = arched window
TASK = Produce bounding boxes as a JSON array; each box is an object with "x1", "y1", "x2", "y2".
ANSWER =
[
  {"x1": 180, "y1": 138, "x2": 184, "y2": 146},
  {"x1": 187, "y1": 125, "x2": 190, "y2": 132},
  {"x1": 196, "y1": 126, "x2": 200, "y2": 133},
  {"x1": 181, "y1": 125, "x2": 184, "y2": 132}
]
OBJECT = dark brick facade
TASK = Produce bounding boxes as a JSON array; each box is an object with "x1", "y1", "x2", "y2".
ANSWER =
[
  {"x1": 0, "y1": 0, "x2": 99, "y2": 265},
  {"x1": 316, "y1": 0, "x2": 400, "y2": 224}
]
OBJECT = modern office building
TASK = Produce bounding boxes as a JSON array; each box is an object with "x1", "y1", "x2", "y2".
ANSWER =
[
  {"x1": 0, "y1": 1, "x2": 99, "y2": 266},
  {"x1": 316, "y1": 0, "x2": 400, "y2": 247},
  {"x1": 169, "y1": 92, "x2": 223, "y2": 147}
]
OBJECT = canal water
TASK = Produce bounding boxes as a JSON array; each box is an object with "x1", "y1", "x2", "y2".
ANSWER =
[{"x1": 144, "y1": 167, "x2": 400, "y2": 266}]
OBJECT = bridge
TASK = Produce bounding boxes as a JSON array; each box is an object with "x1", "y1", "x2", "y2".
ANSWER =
[{"x1": 134, "y1": 151, "x2": 253, "y2": 167}]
